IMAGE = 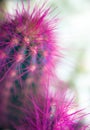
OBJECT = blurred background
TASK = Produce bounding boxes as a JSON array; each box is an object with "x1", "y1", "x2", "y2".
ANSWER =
[{"x1": 0, "y1": 0, "x2": 90, "y2": 123}]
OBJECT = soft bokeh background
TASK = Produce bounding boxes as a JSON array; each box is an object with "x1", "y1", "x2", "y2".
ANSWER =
[{"x1": 0, "y1": 0, "x2": 90, "y2": 122}]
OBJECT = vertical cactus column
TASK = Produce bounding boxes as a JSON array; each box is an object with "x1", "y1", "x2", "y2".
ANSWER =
[{"x1": 0, "y1": 2, "x2": 59, "y2": 129}]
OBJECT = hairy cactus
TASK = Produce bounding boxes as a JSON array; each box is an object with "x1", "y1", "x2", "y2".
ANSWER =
[
  {"x1": 14, "y1": 87, "x2": 89, "y2": 130},
  {"x1": 0, "y1": 3, "x2": 58, "y2": 86},
  {"x1": 0, "y1": 1, "x2": 89, "y2": 130},
  {"x1": 0, "y1": 1, "x2": 59, "y2": 129}
]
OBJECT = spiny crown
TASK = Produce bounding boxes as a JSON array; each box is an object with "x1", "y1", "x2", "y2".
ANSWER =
[{"x1": 0, "y1": 4, "x2": 58, "y2": 86}]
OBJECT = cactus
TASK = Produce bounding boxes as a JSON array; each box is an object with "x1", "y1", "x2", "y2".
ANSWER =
[
  {"x1": 0, "y1": 1, "x2": 89, "y2": 130},
  {"x1": 14, "y1": 87, "x2": 89, "y2": 130},
  {"x1": 0, "y1": 1, "x2": 59, "y2": 129}
]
